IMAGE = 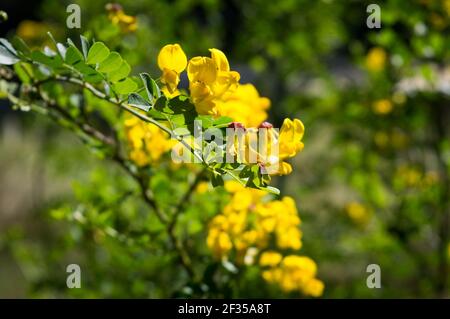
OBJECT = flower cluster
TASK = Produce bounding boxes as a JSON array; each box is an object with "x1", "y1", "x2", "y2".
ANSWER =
[
  {"x1": 106, "y1": 3, "x2": 137, "y2": 33},
  {"x1": 206, "y1": 181, "x2": 323, "y2": 296},
  {"x1": 394, "y1": 165, "x2": 439, "y2": 189},
  {"x1": 217, "y1": 83, "x2": 270, "y2": 128},
  {"x1": 124, "y1": 116, "x2": 175, "y2": 166},
  {"x1": 233, "y1": 118, "x2": 305, "y2": 175},
  {"x1": 157, "y1": 44, "x2": 240, "y2": 114},
  {"x1": 259, "y1": 253, "x2": 324, "y2": 297},
  {"x1": 123, "y1": 43, "x2": 306, "y2": 176}
]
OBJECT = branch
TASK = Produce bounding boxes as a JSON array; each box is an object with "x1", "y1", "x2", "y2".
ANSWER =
[
  {"x1": 7, "y1": 88, "x2": 197, "y2": 280},
  {"x1": 36, "y1": 75, "x2": 205, "y2": 164}
]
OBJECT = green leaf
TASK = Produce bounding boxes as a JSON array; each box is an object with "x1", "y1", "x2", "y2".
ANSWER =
[
  {"x1": 112, "y1": 77, "x2": 137, "y2": 94},
  {"x1": 84, "y1": 72, "x2": 104, "y2": 83},
  {"x1": 31, "y1": 51, "x2": 62, "y2": 68},
  {"x1": 127, "y1": 93, "x2": 152, "y2": 112},
  {"x1": 65, "y1": 45, "x2": 84, "y2": 65},
  {"x1": 73, "y1": 60, "x2": 97, "y2": 75},
  {"x1": 97, "y1": 51, "x2": 122, "y2": 73},
  {"x1": 140, "y1": 73, "x2": 160, "y2": 103},
  {"x1": 0, "y1": 38, "x2": 17, "y2": 55},
  {"x1": 12, "y1": 37, "x2": 31, "y2": 58},
  {"x1": 14, "y1": 62, "x2": 33, "y2": 83},
  {"x1": 196, "y1": 115, "x2": 214, "y2": 129},
  {"x1": 213, "y1": 116, "x2": 233, "y2": 128},
  {"x1": 80, "y1": 35, "x2": 89, "y2": 60},
  {"x1": 109, "y1": 60, "x2": 131, "y2": 82},
  {"x1": 154, "y1": 96, "x2": 169, "y2": 112},
  {"x1": 211, "y1": 172, "x2": 224, "y2": 187},
  {"x1": 86, "y1": 42, "x2": 110, "y2": 64},
  {"x1": 0, "y1": 46, "x2": 19, "y2": 65},
  {"x1": 72, "y1": 60, "x2": 103, "y2": 83},
  {"x1": 56, "y1": 43, "x2": 67, "y2": 59},
  {"x1": 260, "y1": 186, "x2": 280, "y2": 195}
]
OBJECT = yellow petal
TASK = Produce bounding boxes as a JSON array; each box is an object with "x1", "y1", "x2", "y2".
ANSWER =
[
  {"x1": 187, "y1": 56, "x2": 217, "y2": 84},
  {"x1": 161, "y1": 68, "x2": 180, "y2": 93},
  {"x1": 279, "y1": 118, "x2": 305, "y2": 158},
  {"x1": 209, "y1": 48, "x2": 230, "y2": 71},
  {"x1": 157, "y1": 44, "x2": 187, "y2": 73},
  {"x1": 281, "y1": 161, "x2": 292, "y2": 175}
]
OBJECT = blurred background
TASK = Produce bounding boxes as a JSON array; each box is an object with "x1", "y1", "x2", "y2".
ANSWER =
[{"x1": 0, "y1": 0, "x2": 449, "y2": 298}]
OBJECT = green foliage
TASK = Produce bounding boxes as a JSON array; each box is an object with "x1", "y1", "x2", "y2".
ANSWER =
[{"x1": 1, "y1": 0, "x2": 449, "y2": 299}]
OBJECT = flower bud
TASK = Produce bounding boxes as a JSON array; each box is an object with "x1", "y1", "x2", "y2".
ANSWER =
[
  {"x1": 228, "y1": 122, "x2": 246, "y2": 130},
  {"x1": 259, "y1": 121, "x2": 273, "y2": 129}
]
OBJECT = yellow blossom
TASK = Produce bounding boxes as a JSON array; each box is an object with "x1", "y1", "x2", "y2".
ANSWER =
[
  {"x1": 261, "y1": 118, "x2": 305, "y2": 176},
  {"x1": 366, "y1": 47, "x2": 387, "y2": 72},
  {"x1": 17, "y1": 20, "x2": 48, "y2": 40},
  {"x1": 158, "y1": 44, "x2": 188, "y2": 95},
  {"x1": 372, "y1": 99, "x2": 393, "y2": 115},
  {"x1": 345, "y1": 202, "x2": 371, "y2": 226},
  {"x1": 217, "y1": 84, "x2": 270, "y2": 127},
  {"x1": 106, "y1": 3, "x2": 137, "y2": 33},
  {"x1": 195, "y1": 181, "x2": 210, "y2": 194},
  {"x1": 206, "y1": 181, "x2": 322, "y2": 296},
  {"x1": 262, "y1": 255, "x2": 323, "y2": 296},
  {"x1": 259, "y1": 251, "x2": 283, "y2": 267},
  {"x1": 302, "y1": 278, "x2": 325, "y2": 297},
  {"x1": 124, "y1": 116, "x2": 175, "y2": 166},
  {"x1": 187, "y1": 49, "x2": 240, "y2": 115}
]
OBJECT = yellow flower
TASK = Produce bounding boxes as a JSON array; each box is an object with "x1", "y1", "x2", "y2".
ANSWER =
[
  {"x1": 158, "y1": 44, "x2": 188, "y2": 95},
  {"x1": 345, "y1": 202, "x2": 371, "y2": 226},
  {"x1": 124, "y1": 116, "x2": 175, "y2": 166},
  {"x1": 195, "y1": 181, "x2": 210, "y2": 194},
  {"x1": 262, "y1": 118, "x2": 305, "y2": 176},
  {"x1": 16, "y1": 20, "x2": 48, "y2": 40},
  {"x1": 206, "y1": 182, "x2": 322, "y2": 296},
  {"x1": 279, "y1": 118, "x2": 305, "y2": 158},
  {"x1": 217, "y1": 83, "x2": 270, "y2": 127},
  {"x1": 187, "y1": 49, "x2": 240, "y2": 115},
  {"x1": 106, "y1": 3, "x2": 137, "y2": 33},
  {"x1": 259, "y1": 251, "x2": 283, "y2": 267},
  {"x1": 444, "y1": 0, "x2": 450, "y2": 16},
  {"x1": 207, "y1": 228, "x2": 233, "y2": 259},
  {"x1": 207, "y1": 182, "x2": 302, "y2": 256},
  {"x1": 302, "y1": 278, "x2": 325, "y2": 297},
  {"x1": 366, "y1": 47, "x2": 387, "y2": 72},
  {"x1": 372, "y1": 99, "x2": 393, "y2": 115},
  {"x1": 262, "y1": 255, "x2": 323, "y2": 296}
]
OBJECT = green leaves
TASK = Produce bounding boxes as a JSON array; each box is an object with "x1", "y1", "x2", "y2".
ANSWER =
[
  {"x1": 31, "y1": 50, "x2": 63, "y2": 68},
  {"x1": 112, "y1": 78, "x2": 137, "y2": 94},
  {"x1": 3, "y1": 33, "x2": 280, "y2": 197},
  {"x1": 65, "y1": 45, "x2": 84, "y2": 65},
  {"x1": 86, "y1": 42, "x2": 110, "y2": 64},
  {"x1": 4, "y1": 34, "x2": 137, "y2": 97},
  {"x1": 84, "y1": 40, "x2": 132, "y2": 89},
  {"x1": 109, "y1": 61, "x2": 130, "y2": 82},
  {"x1": 97, "y1": 52, "x2": 122, "y2": 73},
  {"x1": 127, "y1": 93, "x2": 151, "y2": 112},
  {"x1": 125, "y1": 73, "x2": 162, "y2": 112},
  {"x1": 140, "y1": 73, "x2": 160, "y2": 104},
  {"x1": 0, "y1": 38, "x2": 20, "y2": 65},
  {"x1": 80, "y1": 35, "x2": 89, "y2": 59}
]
